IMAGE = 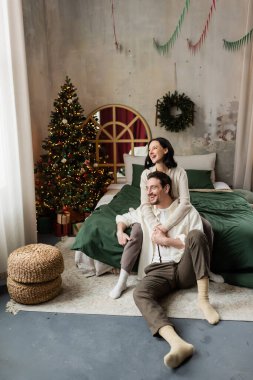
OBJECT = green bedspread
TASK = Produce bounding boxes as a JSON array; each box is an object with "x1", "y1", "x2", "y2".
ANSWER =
[
  {"x1": 72, "y1": 185, "x2": 253, "y2": 288},
  {"x1": 190, "y1": 191, "x2": 253, "y2": 288},
  {"x1": 72, "y1": 185, "x2": 141, "y2": 271}
]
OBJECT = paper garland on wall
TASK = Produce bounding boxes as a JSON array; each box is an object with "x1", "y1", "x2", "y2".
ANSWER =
[
  {"x1": 153, "y1": 0, "x2": 252, "y2": 54},
  {"x1": 153, "y1": 0, "x2": 252, "y2": 55},
  {"x1": 153, "y1": 0, "x2": 190, "y2": 55},
  {"x1": 153, "y1": 0, "x2": 217, "y2": 54},
  {"x1": 187, "y1": 0, "x2": 217, "y2": 54},
  {"x1": 223, "y1": 28, "x2": 253, "y2": 51}
]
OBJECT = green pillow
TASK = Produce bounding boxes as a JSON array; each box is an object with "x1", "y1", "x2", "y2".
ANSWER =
[
  {"x1": 132, "y1": 164, "x2": 145, "y2": 187},
  {"x1": 186, "y1": 169, "x2": 214, "y2": 189},
  {"x1": 131, "y1": 166, "x2": 214, "y2": 189}
]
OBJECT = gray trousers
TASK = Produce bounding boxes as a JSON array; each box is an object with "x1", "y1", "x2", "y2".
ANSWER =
[
  {"x1": 121, "y1": 223, "x2": 143, "y2": 273},
  {"x1": 121, "y1": 217, "x2": 213, "y2": 274},
  {"x1": 133, "y1": 230, "x2": 210, "y2": 336}
]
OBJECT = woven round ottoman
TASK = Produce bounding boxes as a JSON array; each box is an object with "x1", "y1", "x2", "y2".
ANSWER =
[
  {"x1": 7, "y1": 243, "x2": 64, "y2": 305},
  {"x1": 7, "y1": 276, "x2": 62, "y2": 305},
  {"x1": 8, "y1": 243, "x2": 64, "y2": 283}
]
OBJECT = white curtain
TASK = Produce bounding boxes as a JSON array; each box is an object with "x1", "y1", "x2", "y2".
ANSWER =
[
  {"x1": 0, "y1": 0, "x2": 37, "y2": 279},
  {"x1": 233, "y1": 0, "x2": 253, "y2": 191}
]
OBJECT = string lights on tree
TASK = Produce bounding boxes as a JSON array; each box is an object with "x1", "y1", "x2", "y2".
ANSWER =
[{"x1": 34, "y1": 76, "x2": 112, "y2": 217}]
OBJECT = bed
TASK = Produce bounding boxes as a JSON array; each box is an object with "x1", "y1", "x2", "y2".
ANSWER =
[
  {"x1": 72, "y1": 155, "x2": 253, "y2": 288},
  {"x1": 72, "y1": 105, "x2": 253, "y2": 289}
]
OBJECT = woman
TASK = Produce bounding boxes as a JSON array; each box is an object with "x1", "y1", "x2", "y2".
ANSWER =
[
  {"x1": 109, "y1": 137, "x2": 220, "y2": 299},
  {"x1": 140, "y1": 137, "x2": 191, "y2": 231}
]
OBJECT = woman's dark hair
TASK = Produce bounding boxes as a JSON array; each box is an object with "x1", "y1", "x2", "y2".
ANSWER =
[{"x1": 144, "y1": 137, "x2": 177, "y2": 169}]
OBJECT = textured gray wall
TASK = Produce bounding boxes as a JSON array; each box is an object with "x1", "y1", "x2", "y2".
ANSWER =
[{"x1": 22, "y1": 0, "x2": 249, "y2": 185}]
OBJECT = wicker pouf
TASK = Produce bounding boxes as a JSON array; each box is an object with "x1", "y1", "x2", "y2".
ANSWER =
[
  {"x1": 7, "y1": 243, "x2": 64, "y2": 305},
  {"x1": 7, "y1": 276, "x2": 62, "y2": 305},
  {"x1": 8, "y1": 243, "x2": 64, "y2": 283}
]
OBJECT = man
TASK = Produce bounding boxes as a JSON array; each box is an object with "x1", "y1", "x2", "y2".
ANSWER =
[{"x1": 111, "y1": 171, "x2": 219, "y2": 369}]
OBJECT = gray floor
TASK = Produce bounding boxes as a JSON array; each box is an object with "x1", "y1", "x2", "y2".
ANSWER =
[{"x1": 1, "y1": 235, "x2": 253, "y2": 380}]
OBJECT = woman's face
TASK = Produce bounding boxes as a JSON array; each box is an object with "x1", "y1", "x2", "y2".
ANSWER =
[{"x1": 148, "y1": 140, "x2": 168, "y2": 164}]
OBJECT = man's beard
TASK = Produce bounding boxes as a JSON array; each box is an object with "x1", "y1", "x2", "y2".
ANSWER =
[{"x1": 149, "y1": 198, "x2": 159, "y2": 205}]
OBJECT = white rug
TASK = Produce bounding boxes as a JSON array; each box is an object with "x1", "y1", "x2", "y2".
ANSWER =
[{"x1": 6, "y1": 238, "x2": 253, "y2": 321}]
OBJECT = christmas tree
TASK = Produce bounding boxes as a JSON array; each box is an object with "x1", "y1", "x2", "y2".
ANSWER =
[{"x1": 34, "y1": 76, "x2": 112, "y2": 217}]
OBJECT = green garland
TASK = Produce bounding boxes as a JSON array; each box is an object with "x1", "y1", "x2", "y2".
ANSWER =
[
  {"x1": 223, "y1": 28, "x2": 253, "y2": 51},
  {"x1": 153, "y1": 0, "x2": 190, "y2": 55},
  {"x1": 156, "y1": 91, "x2": 194, "y2": 132}
]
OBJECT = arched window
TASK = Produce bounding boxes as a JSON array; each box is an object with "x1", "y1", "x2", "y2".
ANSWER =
[{"x1": 83, "y1": 104, "x2": 151, "y2": 183}]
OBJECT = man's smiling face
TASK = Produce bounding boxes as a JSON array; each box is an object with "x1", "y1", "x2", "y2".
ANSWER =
[{"x1": 146, "y1": 177, "x2": 169, "y2": 206}]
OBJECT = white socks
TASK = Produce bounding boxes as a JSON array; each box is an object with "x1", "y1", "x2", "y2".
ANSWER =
[
  {"x1": 109, "y1": 269, "x2": 129, "y2": 299},
  {"x1": 159, "y1": 325, "x2": 194, "y2": 369}
]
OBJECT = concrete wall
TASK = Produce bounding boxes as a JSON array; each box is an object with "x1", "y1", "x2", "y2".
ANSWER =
[{"x1": 22, "y1": 0, "x2": 249, "y2": 185}]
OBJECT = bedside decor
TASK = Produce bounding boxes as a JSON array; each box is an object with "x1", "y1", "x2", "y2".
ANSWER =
[{"x1": 156, "y1": 91, "x2": 194, "y2": 132}]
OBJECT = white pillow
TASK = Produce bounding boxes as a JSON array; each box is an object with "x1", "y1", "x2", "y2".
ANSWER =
[
  {"x1": 123, "y1": 153, "x2": 145, "y2": 184},
  {"x1": 129, "y1": 145, "x2": 148, "y2": 156},
  {"x1": 214, "y1": 181, "x2": 231, "y2": 190},
  {"x1": 175, "y1": 153, "x2": 216, "y2": 182}
]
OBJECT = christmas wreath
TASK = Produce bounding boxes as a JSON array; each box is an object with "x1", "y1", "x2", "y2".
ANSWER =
[{"x1": 156, "y1": 91, "x2": 194, "y2": 132}]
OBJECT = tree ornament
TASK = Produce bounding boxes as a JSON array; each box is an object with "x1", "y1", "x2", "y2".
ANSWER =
[
  {"x1": 62, "y1": 119, "x2": 68, "y2": 124},
  {"x1": 156, "y1": 91, "x2": 194, "y2": 132}
]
